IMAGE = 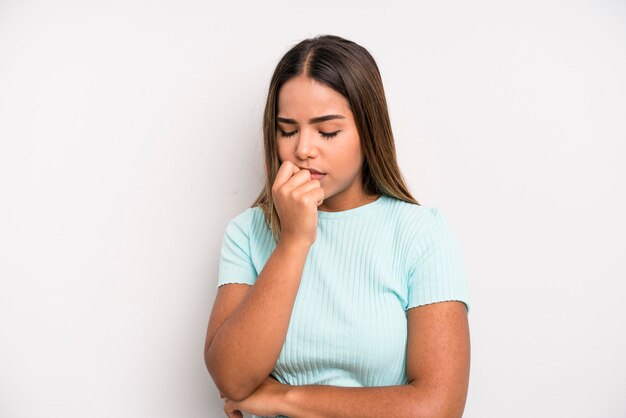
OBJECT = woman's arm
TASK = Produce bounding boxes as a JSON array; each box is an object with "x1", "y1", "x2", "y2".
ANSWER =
[
  {"x1": 283, "y1": 383, "x2": 428, "y2": 418},
  {"x1": 206, "y1": 239, "x2": 310, "y2": 401},
  {"x1": 208, "y1": 161, "x2": 326, "y2": 402},
  {"x1": 280, "y1": 301, "x2": 471, "y2": 418},
  {"x1": 223, "y1": 377, "x2": 423, "y2": 418},
  {"x1": 223, "y1": 301, "x2": 470, "y2": 417}
]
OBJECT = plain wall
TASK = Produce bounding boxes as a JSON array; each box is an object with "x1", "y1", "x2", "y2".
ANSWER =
[{"x1": 1, "y1": 0, "x2": 624, "y2": 417}]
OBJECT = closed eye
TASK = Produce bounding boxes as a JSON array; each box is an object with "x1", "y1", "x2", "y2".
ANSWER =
[{"x1": 279, "y1": 129, "x2": 340, "y2": 140}]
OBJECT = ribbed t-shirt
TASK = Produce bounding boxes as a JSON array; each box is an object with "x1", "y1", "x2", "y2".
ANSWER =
[{"x1": 216, "y1": 194, "x2": 469, "y2": 418}]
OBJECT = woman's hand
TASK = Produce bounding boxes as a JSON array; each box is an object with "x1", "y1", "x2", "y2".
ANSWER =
[
  {"x1": 221, "y1": 375, "x2": 289, "y2": 418},
  {"x1": 272, "y1": 160, "x2": 325, "y2": 250}
]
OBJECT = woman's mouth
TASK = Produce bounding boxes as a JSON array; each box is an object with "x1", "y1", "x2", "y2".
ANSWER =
[{"x1": 298, "y1": 166, "x2": 326, "y2": 179}]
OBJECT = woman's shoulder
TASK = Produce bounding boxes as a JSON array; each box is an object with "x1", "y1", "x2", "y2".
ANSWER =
[
  {"x1": 382, "y1": 195, "x2": 442, "y2": 233},
  {"x1": 223, "y1": 205, "x2": 273, "y2": 243},
  {"x1": 226, "y1": 205, "x2": 269, "y2": 229}
]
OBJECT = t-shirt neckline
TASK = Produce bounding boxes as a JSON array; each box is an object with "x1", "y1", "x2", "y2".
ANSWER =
[{"x1": 317, "y1": 194, "x2": 387, "y2": 219}]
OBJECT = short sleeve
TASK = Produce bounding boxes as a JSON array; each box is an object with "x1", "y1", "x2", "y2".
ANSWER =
[
  {"x1": 217, "y1": 209, "x2": 258, "y2": 287},
  {"x1": 406, "y1": 208, "x2": 470, "y2": 313}
]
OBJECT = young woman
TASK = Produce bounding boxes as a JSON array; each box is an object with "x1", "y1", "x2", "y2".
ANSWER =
[{"x1": 204, "y1": 34, "x2": 471, "y2": 418}]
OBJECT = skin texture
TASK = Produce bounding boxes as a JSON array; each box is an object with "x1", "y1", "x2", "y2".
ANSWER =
[
  {"x1": 272, "y1": 161, "x2": 325, "y2": 250},
  {"x1": 221, "y1": 302, "x2": 470, "y2": 418},
  {"x1": 205, "y1": 241, "x2": 311, "y2": 401},
  {"x1": 275, "y1": 73, "x2": 381, "y2": 212},
  {"x1": 208, "y1": 74, "x2": 471, "y2": 417}
]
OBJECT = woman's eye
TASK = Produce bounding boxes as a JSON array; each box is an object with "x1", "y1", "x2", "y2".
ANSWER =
[
  {"x1": 320, "y1": 131, "x2": 340, "y2": 139},
  {"x1": 278, "y1": 130, "x2": 340, "y2": 140}
]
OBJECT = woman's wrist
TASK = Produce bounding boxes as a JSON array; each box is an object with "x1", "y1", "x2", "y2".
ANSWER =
[
  {"x1": 277, "y1": 236, "x2": 312, "y2": 254},
  {"x1": 278, "y1": 383, "x2": 298, "y2": 417}
]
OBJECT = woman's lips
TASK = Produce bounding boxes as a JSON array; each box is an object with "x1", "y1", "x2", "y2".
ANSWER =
[{"x1": 298, "y1": 166, "x2": 326, "y2": 178}]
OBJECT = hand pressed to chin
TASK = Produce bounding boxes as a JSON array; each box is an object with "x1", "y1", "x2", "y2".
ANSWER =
[{"x1": 221, "y1": 375, "x2": 289, "y2": 418}]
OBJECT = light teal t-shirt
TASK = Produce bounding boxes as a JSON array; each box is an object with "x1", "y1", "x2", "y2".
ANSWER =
[{"x1": 216, "y1": 194, "x2": 470, "y2": 418}]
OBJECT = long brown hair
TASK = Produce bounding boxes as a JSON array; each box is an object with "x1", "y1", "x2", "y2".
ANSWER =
[{"x1": 251, "y1": 34, "x2": 419, "y2": 244}]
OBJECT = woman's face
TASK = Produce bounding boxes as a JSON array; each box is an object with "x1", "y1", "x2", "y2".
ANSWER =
[{"x1": 275, "y1": 74, "x2": 372, "y2": 212}]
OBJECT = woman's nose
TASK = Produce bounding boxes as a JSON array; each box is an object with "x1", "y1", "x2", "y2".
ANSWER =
[{"x1": 294, "y1": 129, "x2": 318, "y2": 160}]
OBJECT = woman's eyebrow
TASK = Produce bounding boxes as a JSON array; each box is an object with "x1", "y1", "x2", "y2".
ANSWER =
[{"x1": 276, "y1": 114, "x2": 345, "y2": 125}]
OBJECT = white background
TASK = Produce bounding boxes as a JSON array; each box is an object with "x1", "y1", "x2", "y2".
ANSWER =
[{"x1": 1, "y1": 1, "x2": 625, "y2": 417}]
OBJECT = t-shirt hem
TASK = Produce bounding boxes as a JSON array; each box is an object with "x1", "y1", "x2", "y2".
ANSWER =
[
  {"x1": 217, "y1": 278, "x2": 255, "y2": 287},
  {"x1": 406, "y1": 299, "x2": 470, "y2": 313}
]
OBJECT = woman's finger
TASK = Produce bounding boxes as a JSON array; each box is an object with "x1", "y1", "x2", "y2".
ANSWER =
[{"x1": 224, "y1": 401, "x2": 243, "y2": 418}]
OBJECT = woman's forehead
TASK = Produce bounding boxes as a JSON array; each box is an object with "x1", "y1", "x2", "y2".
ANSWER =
[{"x1": 280, "y1": 75, "x2": 345, "y2": 102}]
